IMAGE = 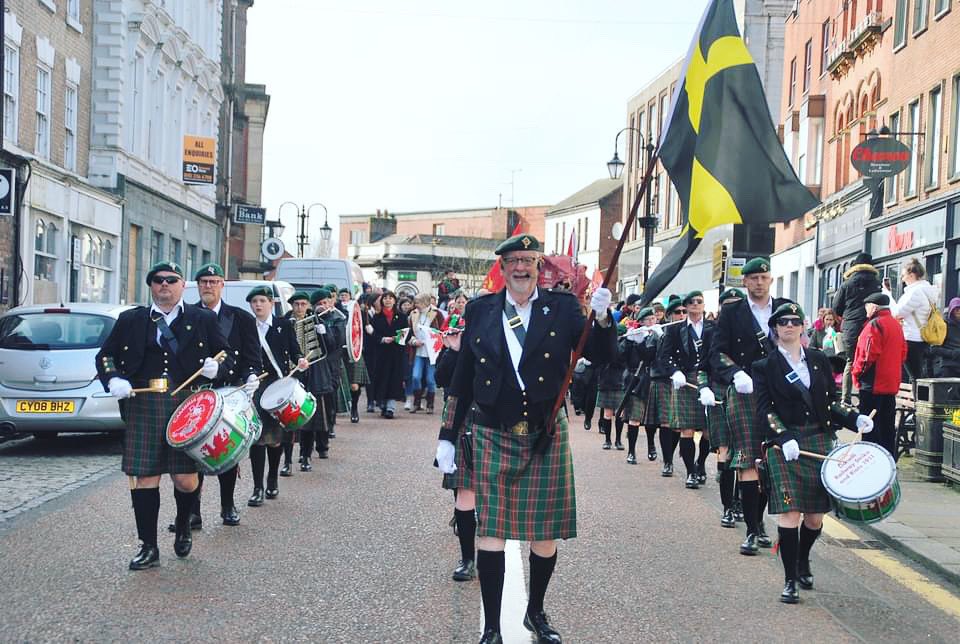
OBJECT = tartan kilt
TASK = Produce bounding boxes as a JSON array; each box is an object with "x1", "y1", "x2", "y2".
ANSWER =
[
  {"x1": 596, "y1": 387, "x2": 624, "y2": 410},
  {"x1": 705, "y1": 385, "x2": 731, "y2": 447},
  {"x1": 121, "y1": 390, "x2": 199, "y2": 476},
  {"x1": 644, "y1": 380, "x2": 673, "y2": 427},
  {"x1": 765, "y1": 424, "x2": 835, "y2": 514},
  {"x1": 669, "y1": 382, "x2": 706, "y2": 430},
  {"x1": 253, "y1": 383, "x2": 285, "y2": 446},
  {"x1": 622, "y1": 394, "x2": 646, "y2": 424},
  {"x1": 473, "y1": 410, "x2": 576, "y2": 541},
  {"x1": 336, "y1": 361, "x2": 350, "y2": 413},
  {"x1": 727, "y1": 386, "x2": 763, "y2": 470},
  {"x1": 441, "y1": 400, "x2": 474, "y2": 490},
  {"x1": 347, "y1": 356, "x2": 370, "y2": 386}
]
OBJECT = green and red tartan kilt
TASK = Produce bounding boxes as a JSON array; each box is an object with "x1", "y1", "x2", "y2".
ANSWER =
[
  {"x1": 473, "y1": 410, "x2": 576, "y2": 541},
  {"x1": 346, "y1": 356, "x2": 370, "y2": 386},
  {"x1": 669, "y1": 381, "x2": 706, "y2": 430},
  {"x1": 253, "y1": 384, "x2": 285, "y2": 446},
  {"x1": 442, "y1": 401, "x2": 474, "y2": 491},
  {"x1": 727, "y1": 386, "x2": 763, "y2": 470},
  {"x1": 705, "y1": 385, "x2": 730, "y2": 447},
  {"x1": 621, "y1": 394, "x2": 646, "y2": 424},
  {"x1": 121, "y1": 391, "x2": 198, "y2": 476},
  {"x1": 596, "y1": 387, "x2": 624, "y2": 411},
  {"x1": 644, "y1": 380, "x2": 673, "y2": 427},
  {"x1": 765, "y1": 424, "x2": 835, "y2": 514}
]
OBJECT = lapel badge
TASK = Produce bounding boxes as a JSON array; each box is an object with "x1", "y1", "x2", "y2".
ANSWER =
[{"x1": 542, "y1": 306, "x2": 550, "y2": 316}]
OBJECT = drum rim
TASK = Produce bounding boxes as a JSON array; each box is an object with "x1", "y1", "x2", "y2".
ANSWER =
[
  {"x1": 821, "y1": 441, "x2": 898, "y2": 503},
  {"x1": 167, "y1": 389, "x2": 224, "y2": 447},
  {"x1": 261, "y1": 376, "x2": 304, "y2": 411}
]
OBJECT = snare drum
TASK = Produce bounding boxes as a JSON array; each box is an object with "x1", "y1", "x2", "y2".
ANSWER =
[
  {"x1": 166, "y1": 388, "x2": 258, "y2": 474},
  {"x1": 820, "y1": 441, "x2": 900, "y2": 524},
  {"x1": 260, "y1": 377, "x2": 317, "y2": 430}
]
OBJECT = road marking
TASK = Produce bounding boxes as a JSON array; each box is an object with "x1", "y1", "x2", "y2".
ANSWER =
[
  {"x1": 480, "y1": 540, "x2": 530, "y2": 643},
  {"x1": 823, "y1": 516, "x2": 960, "y2": 621}
]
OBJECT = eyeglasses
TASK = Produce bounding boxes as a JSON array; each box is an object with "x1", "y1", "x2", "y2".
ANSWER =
[
  {"x1": 674, "y1": 309, "x2": 687, "y2": 315},
  {"x1": 776, "y1": 317, "x2": 803, "y2": 327},
  {"x1": 502, "y1": 256, "x2": 538, "y2": 267},
  {"x1": 686, "y1": 298, "x2": 704, "y2": 304},
  {"x1": 198, "y1": 278, "x2": 223, "y2": 287},
  {"x1": 151, "y1": 276, "x2": 181, "y2": 285}
]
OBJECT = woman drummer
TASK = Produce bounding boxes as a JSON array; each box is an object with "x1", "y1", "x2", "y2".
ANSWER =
[{"x1": 753, "y1": 302, "x2": 874, "y2": 604}]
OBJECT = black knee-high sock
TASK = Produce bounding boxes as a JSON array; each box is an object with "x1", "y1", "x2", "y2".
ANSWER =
[
  {"x1": 300, "y1": 430, "x2": 314, "y2": 458},
  {"x1": 477, "y1": 549, "x2": 505, "y2": 633},
  {"x1": 282, "y1": 442, "x2": 294, "y2": 465},
  {"x1": 626, "y1": 425, "x2": 639, "y2": 455},
  {"x1": 664, "y1": 430, "x2": 680, "y2": 463},
  {"x1": 173, "y1": 487, "x2": 198, "y2": 529},
  {"x1": 679, "y1": 436, "x2": 696, "y2": 475},
  {"x1": 250, "y1": 444, "x2": 266, "y2": 489},
  {"x1": 454, "y1": 508, "x2": 477, "y2": 564},
  {"x1": 130, "y1": 488, "x2": 160, "y2": 546},
  {"x1": 266, "y1": 445, "x2": 283, "y2": 486},
  {"x1": 598, "y1": 417, "x2": 611, "y2": 441},
  {"x1": 658, "y1": 425, "x2": 672, "y2": 461},
  {"x1": 192, "y1": 471, "x2": 204, "y2": 515},
  {"x1": 758, "y1": 489, "x2": 768, "y2": 529},
  {"x1": 798, "y1": 524, "x2": 822, "y2": 568},
  {"x1": 351, "y1": 389, "x2": 361, "y2": 413},
  {"x1": 614, "y1": 418, "x2": 624, "y2": 443},
  {"x1": 527, "y1": 550, "x2": 558, "y2": 616},
  {"x1": 645, "y1": 426, "x2": 656, "y2": 450},
  {"x1": 217, "y1": 466, "x2": 238, "y2": 509},
  {"x1": 697, "y1": 436, "x2": 710, "y2": 470},
  {"x1": 778, "y1": 526, "x2": 799, "y2": 582},
  {"x1": 718, "y1": 462, "x2": 734, "y2": 509},
  {"x1": 740, "y1": 480, "x2": 760, "y2": 535}
]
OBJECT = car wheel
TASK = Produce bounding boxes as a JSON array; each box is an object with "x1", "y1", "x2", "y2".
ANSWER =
[{"x1": 33, "y1": 432, "x2": 60, "y2": 441}]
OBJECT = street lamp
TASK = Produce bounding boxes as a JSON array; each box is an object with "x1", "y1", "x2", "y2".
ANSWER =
[
  {"x1": 606, "y1": 128, "x2": 658, "y2": 285},
  {"x1": 311, "y1": 203, "x2": 332, "y2": 242}
]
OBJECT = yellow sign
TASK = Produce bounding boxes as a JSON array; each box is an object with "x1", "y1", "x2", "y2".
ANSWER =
[
  {"x1": 182, "y1": 135, "x2": 216, "y2": 184},
  {"x1": 712, "y1": 241, "x2": 727, "y2": 283}
]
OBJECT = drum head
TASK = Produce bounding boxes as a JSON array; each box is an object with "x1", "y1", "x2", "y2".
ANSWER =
[
  {"x1": 821, "y1": 442, "x2": 897, "y2": 502},
  {"x1": 168, "y1": 390, "x2": 221, "y2": 446},
  {"x1": 261, "y1": 377, "x2": 295, "y2": 410}
]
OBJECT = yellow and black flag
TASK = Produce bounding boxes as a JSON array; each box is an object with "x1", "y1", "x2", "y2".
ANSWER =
[{"x1": 640, "y1": 0, "x2": 818, "y2": 304}]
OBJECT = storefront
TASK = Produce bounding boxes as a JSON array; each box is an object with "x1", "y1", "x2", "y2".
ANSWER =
[{"x1": 815, "y1": 186, "x2": 871, "y2": 309}]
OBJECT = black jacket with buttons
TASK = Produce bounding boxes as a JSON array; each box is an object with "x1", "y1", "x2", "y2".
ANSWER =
[
  {"x1": 661, "y1": 318, "x2": 716, "y2": 383},
  {"x1": 95, "y1": 304, "x2": 233, "y2": 390},
  {"x1": 710, "y1": 296, "x2": 792, "y2": 385},
  {"x1": 208, "y1": 301, "x2": 262, "y2": 386},
  {"x1": 258, "y1": 315, "x2": 303, "y2": 387}
]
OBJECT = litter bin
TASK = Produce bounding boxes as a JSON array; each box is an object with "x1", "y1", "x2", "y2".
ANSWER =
[
  {"x1": 943, "y1": 422, "x2": 960, "y2": 485},
  {"x1": 914, "y1": 378, "x2": 960, "y2": 482}
]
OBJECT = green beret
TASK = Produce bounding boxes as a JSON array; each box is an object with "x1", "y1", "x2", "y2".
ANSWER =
[
  {"x1": 495, "y1": 234, "x2": 541, "y2": 255},
  {"x1": 768, "y1": 301, "x2": 804, "y2": 327},
  {"x1": 637, "y1": 307, "x2": 655, "y2": 320},
  {"x1": 310, "y1": 288, "x2": 332, "y2": 305},
  {"x1": 682, "y1": 290, "x2": 704, "y2": 305},
  {"x1": 145, "y1": 261, "x2": 184, "y2": 285},
  {"x1": 193, "y1": 262, "x2": 224, "y2": 281},
  {"x1": 665, "y1": 299, "x2": 685, "y2": 315},
  {"x1": 324, "y1": 284, "x2": 337, "y2": 293},
  {"x1": 245, "y1": 285, "x2": 274, "y2": 302},
  {"x1": 338, "y1": 288, "x2": 351, "y2": 295},
  {"x1": 742, "y1": 257, "x2": 771, "y2": 275},
  {"x1": 719, "y1": 288, "x2": 744, "y2": 303},
  {"x1": 287, "y1": 290, "x2": 310, "y2": 304}
]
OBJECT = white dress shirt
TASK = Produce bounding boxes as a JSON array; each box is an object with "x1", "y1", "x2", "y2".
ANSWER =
[
  {"x1": 256, "y1": 314, "x2": 274, "y2": 339},
  {"x1": 150, "y1": 299, "x2": 184, "y2": 345},
  {"x1": 688, "y1": 318, "x2": 704, "y2": 340},
  {"x1": 502, "y1": 288, "x2": 539, "y2": 391},
  {"x1": 778, "y1": 346, "x2": 810, "y2": 388},
  {"x1": 749, "y1": 296, "x2": 774, "y2": 332}
]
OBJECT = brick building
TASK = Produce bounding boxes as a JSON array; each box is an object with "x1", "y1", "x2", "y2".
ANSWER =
[
  {"x1": 2, "y1": 1, "x2": 123, "y2": 309},
  {"x1": 544, "y1": 179, "x2": 622, "y2": 287}
]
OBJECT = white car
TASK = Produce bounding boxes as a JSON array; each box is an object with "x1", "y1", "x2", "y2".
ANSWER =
[{"x1": 0, "y1": 303, "x2": 135, "y2": 439}]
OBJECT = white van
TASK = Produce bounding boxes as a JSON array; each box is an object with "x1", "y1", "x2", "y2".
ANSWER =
[
  {"x1": 182, "y1": 279, "x2": 295, "y2": 318},
  {"x1": 275, "y1": 258, "x2": 364, "y2": 294}
]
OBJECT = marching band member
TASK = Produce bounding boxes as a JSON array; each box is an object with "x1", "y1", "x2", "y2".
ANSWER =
[
  {"x1": 753, "y1": 303, "x2": 873, "y2": 603},
  {"x1": 596, "y1": 322, "x2": 629, "y2": 451},
  {"x1": 618, "y1": 307, "x2": 661, "y2": 463},
  {"x1": 649, "y1": 297, "x2": 684, "y2": 475},
  {"x1": 95, "y1": 261, "x2": 233, "y2": 570},
  {"x1": 313, "y1": 288, "x2": 348, "y2": 440}
]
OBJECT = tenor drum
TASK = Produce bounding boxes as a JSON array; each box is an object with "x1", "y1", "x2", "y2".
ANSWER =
[
  {"x1": 821, "y1": 441, "x2": 900, "y2": 524},
  {"x1": 261, "y1": 377, "x2": 317, "y2": 430},
  {"x1": 166, "y1": 388, "x2": 258, "y2": 474}
]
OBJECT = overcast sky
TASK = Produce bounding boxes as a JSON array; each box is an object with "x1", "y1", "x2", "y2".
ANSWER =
[{"x1": 245, "y1": 0, "x2": 705, "y2": 252}]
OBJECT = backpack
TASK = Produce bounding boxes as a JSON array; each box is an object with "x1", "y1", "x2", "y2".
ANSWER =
[{"x1": 912, "y1": 292, "x2": 947, "y2": 346}]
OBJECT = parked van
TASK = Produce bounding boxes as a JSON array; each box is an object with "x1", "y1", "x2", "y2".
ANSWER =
[
  {"x1": 275, "y1": 259, "x2": 364, "y2": 294},
  {"x1": 182, "y1": 280, "x2": 294, "y2": 318}
]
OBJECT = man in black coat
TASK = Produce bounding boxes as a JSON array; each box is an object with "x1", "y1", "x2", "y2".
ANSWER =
[
  {"x1": 832, "y1": 252, "x2": 882, "y2": 403},
  {"x1": 95, "y1": 261, "x2": 233, "y2": 570}
]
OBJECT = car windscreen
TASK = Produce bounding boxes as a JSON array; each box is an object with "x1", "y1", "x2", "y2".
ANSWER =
[{"x1": 0, "y1": 312, "x2": 116, "y2": 350}]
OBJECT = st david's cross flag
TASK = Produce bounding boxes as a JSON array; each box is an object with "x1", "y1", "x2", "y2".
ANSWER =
[{"x1": 639, "y1": 0, "x2": 819, "y2": 305}]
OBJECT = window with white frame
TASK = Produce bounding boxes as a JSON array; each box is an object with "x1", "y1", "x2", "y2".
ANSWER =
[
  {"x1": 950, "y1": 75, "x2": 960, "y2": 179},
  {"x1": 905, "y1": 100, "x2": 920, "y2": 197},
  {"x1": 935, "y1": 0, "x2": 951, "y2": 16},
  {"x1": 148, "y1": 71, "x2": 165, "y2": 166},
  {"x1": 894, "y1": 0, "x2": 909, "y2": 48},
  {"x1": 924, "y1": 85, "x2": 942, "y2": 189},
  {"x1": 35, "y1": 65, "x2": 52, "y2": 158},
  {"x1": 885, "y1": 112, "x2": 901, "y2": 203},
  {"x1": 34, "y1": 218, "x2": 58, "y2": 283},
  {"x1": 913, "y1": 0, "x2": 929, "y2": 33},
  {"x1": 349, "y1": 230, "x2": 364, "y2": 245},
  {"x1": 68, "y1": 0, "x2": 80, "y2": 21},
  {"x1": 77, "y1": 230, "x2": 114, "y2": 303},
  {"x1": 3, "y1": 43, "x2": 18, "y2": 143},
  {"x1": 64, "y1": 83, "x2": 78, "y2": 171}
]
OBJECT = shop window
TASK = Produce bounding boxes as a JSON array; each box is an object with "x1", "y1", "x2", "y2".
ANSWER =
[{"x1": 34, "y1": 219, "x2": 58, "y2": 284}]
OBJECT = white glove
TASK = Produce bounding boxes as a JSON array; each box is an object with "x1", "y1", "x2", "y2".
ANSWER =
[
  {"x1": 201, "y1": 357, "x2": 220, "y2": 379},
  {"x1": 625, "y1": 327, "x2": 647, "y2": 343},
  {"x1": 733, "y1": 370, "x2": 753, "y2": 395},
  {"x1": 699, "y1": 387, "x2": 717, "y2": 407},
  {"x1": 108, "y1": 377, "x2": 134, "y2": 399},
  {"x1": 590, "y1": 287, "x2": 612, "y2": 320},
  {"x1": 671, "y1": 370, "x2": 687, "y2": 390},
  {"x1": 365, "y1": 324, "x2": 374, "y2": 334},
  {"x1": 316, "y1": 323, "x2": 327, "y2": 335},
  {"x1": 581, "y1": 358, "x2": 592, "y2": 366},
  {"x1": 649, "y1": 324, "x2": 664, "y2": 338},
  {"x1": 436, "y1": 440, "x2": 457, "y2": 474},
  {"x1": 856, "y1": 415, "x2": 874, "y2": 434},
  {"x1": 243, "y1": 374, "x2": 260, "y2": 395},
  {"x1": 782, "y1": 439, "x2": 800, "y2": 462}
]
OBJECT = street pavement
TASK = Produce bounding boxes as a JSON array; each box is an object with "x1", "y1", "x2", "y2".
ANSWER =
[{"x1": 1, "y1": 408, "x2": 959, "y2": 643}]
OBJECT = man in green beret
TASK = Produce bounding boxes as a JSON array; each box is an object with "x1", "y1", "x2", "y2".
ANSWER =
[
  {"x1": 145, "y1": 260, "x2": 184, "y2": 286},
  {"x1": 310, "y1": 286, "x2": 347, "y2": 451},
  {"x1": 287, "y1": 291, "x2": 311, "y2": 320}
]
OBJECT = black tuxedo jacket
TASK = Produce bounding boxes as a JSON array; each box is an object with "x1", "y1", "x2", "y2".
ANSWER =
[
  {"x1": 661, "y1": 319, "x2": 716, "y2": 378},
  {"x1": 206, "y1": 302, "x2": 261, "y2": 386},
  {"x1": 710, "y1": 296, "x2": 792, "y2": 384}
]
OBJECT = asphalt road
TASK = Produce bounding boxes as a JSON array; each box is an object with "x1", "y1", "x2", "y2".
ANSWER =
[{"x1": 1, "y1": 409, "x2": 959, "y2": 643}]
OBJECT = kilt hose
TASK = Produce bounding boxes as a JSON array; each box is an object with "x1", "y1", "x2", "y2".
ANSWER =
[
  {"x1": 473, "y1": 410, "x2": 576, "y2": 541},
  {"x1": 347, "y1": 356, "x2": 370, "y2": 386},
  {"x1": 765, "y1": 423, "x2": 835, "y2": 514},
  {"x1": 705, "y1": 384, "x2": 730, "y2": 448},
  {"x1": 442, "y1": 401, "x2": 474, "y2": 491},
  {"x1": 596, "y1": 387, "x2": 624, "y2": 411},
  {"x1": 644, "y1": 380, "x2": 673, "y2": 428},
  {"x1": 727, "y1": 386, "x2": 764, "y2": 470},
  {"x1": 669, "y1": 380, "x2": 706, "y2": 430},
  {"x1": 121, "y1": 390, "x2": 198, "y2": 476}
]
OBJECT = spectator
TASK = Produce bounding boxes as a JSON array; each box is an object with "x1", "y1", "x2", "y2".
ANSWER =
[
  {"x1": 832, "y1": 252, "x2": 882, "y2": 403},
  {"x1": 930, "y1": 298, "x2": 960, "y2": 378},
  {"x1": 652, "y1": 302, "x2": 665, "y2": 323},
  {"x1": 369, "y1": 290, "x2": 408, "y2": 418},
  {"x1": 809, "y1": 309, "x2": 844, "y2": 374},
  {"x1": 437, "y1": 269, "x2": 461, "y2": 309},
  {"x1": 852, "y1": 293, "x2": 907, "y2": 460},
  {"x1": 405, "y1": 292, "x2": 442, "y2": 413},
  {"x1": 887, "y1": 257, "x2": 939, "y2": 383}
]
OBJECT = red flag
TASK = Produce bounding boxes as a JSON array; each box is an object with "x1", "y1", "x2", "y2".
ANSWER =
[
  {"x1": 566, "y1": 228, "x2": 577, "y2": 259},
  {"x1": 510, "y1": 221, "x2": 523, "y2": 235},
  {"x1": 482, "y1": 260, "x2": 504, "y2": 292}
]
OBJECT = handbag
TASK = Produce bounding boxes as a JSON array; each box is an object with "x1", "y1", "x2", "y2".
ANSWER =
[{"x1": 911, "y1": 292, "x2": 947, "y2": 346}]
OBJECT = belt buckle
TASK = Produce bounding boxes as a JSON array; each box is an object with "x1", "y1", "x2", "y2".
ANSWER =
[
  {"x1": 509, "y1": 421, "x2": 529, "y2": 436},
  {"x1": 507, "y1": 315, "x2": 523, "y2": 330}
]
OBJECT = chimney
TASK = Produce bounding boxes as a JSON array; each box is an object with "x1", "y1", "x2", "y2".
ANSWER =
[{"x1": 370, "y1": 209, "x2": 397, "y2": 242}]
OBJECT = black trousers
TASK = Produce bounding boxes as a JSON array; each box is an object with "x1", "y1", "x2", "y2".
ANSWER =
[
  {"x1": 858, "y1": 390, "x2": 897, "y2": 460},
  {"x1": 313, "y1": 392, "x2": 331, "y2": 453},
  {"x1": 905, "y1": 341, "x2": 928, "y2": 383}
]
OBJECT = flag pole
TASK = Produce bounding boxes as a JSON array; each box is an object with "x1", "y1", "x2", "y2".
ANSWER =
[{"x1": 545, "y1": 149, "x2": 661, "y2": 438}]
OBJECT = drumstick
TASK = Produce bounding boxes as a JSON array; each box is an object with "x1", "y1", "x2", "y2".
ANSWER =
[
  {"x1": 773, "y1": 445, "x2": 846, "y2": 463},
  {"x1": 170, "y1": 350, "x2": 227, "y2": 396},
  {"x1": 220, "y1": 372, "x2": 271, "y2": 396},
  {"x1": 286, "y1": 357, "x2": 323, "y2": 378}
]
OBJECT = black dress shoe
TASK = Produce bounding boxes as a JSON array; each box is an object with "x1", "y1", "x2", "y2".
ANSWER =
[
  {"x1": 615, "y1": 441, "x2": 625, "y2": 451},
  {"x1": 167, "y1": 513, "x2": 202, "y2": 533},
  {"x1": 351, "y1": 411, "x2": 359, "y2": 423},
  {"x1": 248, "y1": 488, "x2": 265, "y2": 507},
  {"x1": 647, "y1": 449, "x2": 658, "y2": 462},
  {"x1": 173, "y1": 525, "x2": 192, "y2": 558},
  {"x1": 221, "y1": 505, "x2": 240, "y2": 526},
  {"x1": 317, "y1": 450, "x2": 329, "y2": 459},
  {"x1": 720, "y1": 508, "x2": 736, "y2": 528},
  {"x1": 797, "y1": 561, "x2": 814, "y2": 589},
  {"x1": 757, "y1": 525, "x2": 773, "y2": 548},
  {"x1": 780, "y1": 579, "x2": 800, "y2": 604},
  {"x1": 523, "y1": 610, "x2": 562, "y2": 644},
  {"x1": 685, "y1": 473, "x2": 700, "y2": 489},
  {"x1": 602, "y1": 441, "x2": 612, "y2": 450},
  {"x1": 380, "y1": 408, "x2": 387, "y2": 417},
  {"x1": 280, "y1": 463, "x2": 293, "y2": 477},
  {"x1": 661, "y1": 462, "x2": 674, "y2": 477},
  {"x1": 452, "y1": 559, "x2": 476, "y2": 581},
  {"x1": 328, "y1": 428, "x2": 336, "y2": 438},
  {"x1": 265, "y1": 486, "x2": 279, "y2": 499},
  {"x1": 697, "y1": 470, "x2": 707, "y2": 484},
  {"x1": 300, "y1": 458, "x2": 313, "y2": 472},
  {"x1": 740, "y1": 533, "x2": 759, "y2": 556},
  {"x1": 626, "y1": 453, "x2": 637, "y2": 464},
  {"x1": 478, "y1": 629, "x2": 502, "y2": 644},
  {"x1": 583, "y1": 418, "x2": 591, "y2": 431},
  {"x1": 366, "y1": 402, "x2": 376, "y2": 413},
  {"x1": 732, "y1": 499, "x2": 744, "y2": 522},
  {"x1": 129, "y1": 543, "x2": 160, "y2": 571},
  {"x1": 384, "y1": 410, "x2": 394, "y2": 419}
]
